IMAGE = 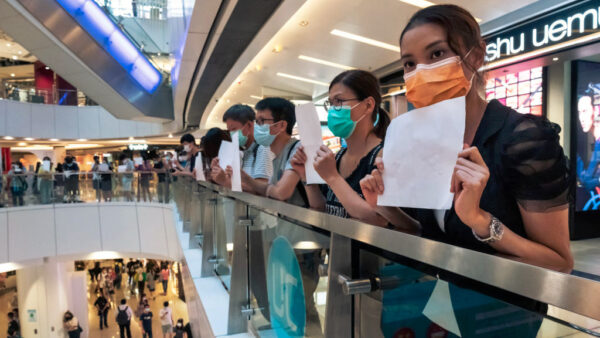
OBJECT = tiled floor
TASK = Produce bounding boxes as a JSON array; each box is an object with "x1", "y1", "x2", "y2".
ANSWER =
[{"x1": 85, "y1": 262, "x2": 189, "y2": 338}]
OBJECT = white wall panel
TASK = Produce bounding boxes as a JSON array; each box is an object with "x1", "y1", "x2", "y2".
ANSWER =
[
  {"x1": 77, "y1": 106, "x2": 101, "y2": 139},
  {"x1": 119, "y1": 119, "x2": 137, "y2": 138},
  {"x1": 55, "y1": 205, "x2": 102, "y2": 256},
  {"x1": 136, "y1": 122, "x2": 153, "y2": 137},
  {"x1": 163, "y1": 206, "x2": 181, "y2": 260},
  {"x1": 98, "y1": 111, "x2": 120, "y2": 138},
  {"x1": 6, "y1": 101, "x2": 32, "y2": 137},
  {"x1": 99, "y1": 204, "x2": 141, "y2": 252},
  {"x1": 0, "y1": 98, "x2": 7, "y2": 135},
  {"x1": 54, "y1": 105, "x2": 79, "y2": 139},
  {"x1": 31, "y1": 104, "x2": 56, "y2": 139},
  {"x1": 137, "y1": 206, "x2": 169, "y2": 257},
  {"x1": 8, "y1": 206, "x2": 56, "y2": 262},
  {"x1": 0, "y1": 211, "x2": 7, "y2": 263}
]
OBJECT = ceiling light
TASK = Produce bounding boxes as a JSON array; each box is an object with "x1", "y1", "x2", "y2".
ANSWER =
[
  {"x1": 298, "y1": 55, "x2": 355, "y2": 70},
  {"x1": 3, "y1": 136, "x2": 14, "y2": 140},
  {"x1": 397, "y1": 0, "x2": 482, "y2": 21},
  {"x1": 299, "y1": 20, "x2": 309, "y2": 27},
  {"x1": 11, "y1": 55, "x2": 17, "y2": 60},
  {"x1": 77, "y1": 138, "x2": 88, "y2": 141},
  {"x1": 10, "y1": 73, "x2": 15, "y2": 77},
  {"x1": 553, "y1": 57, "x2": 559, "y2": 61},
  {"x1": 17, "y1": 142, "x2": 26, "y2": 146},
  {"x1": 24, "y1": 137, "x2": 35, "y2": 141},
  {"x1": 168, "y1": 133, "x2": 173, "y2": 138},
  {"x1": 17, "y1": 51, "x2": 22, "y2": 55},
  {"x1": 5, "y1": 43, "x2": 11, "y2": 47},
  {"x1": 50, "y1": 138, "x2": 59, "y2": 141},
  {"x1": 272, "y1": 45, "x2": 283, "y2": 53},
  {"x1": 250, "y1": 95, "x2": 263, "y2": 100},
  {"x1": 255, "y1": 64, "x2": 262, "y2": 71},
  {"x1": 129, "y1": 136, "x2": 134, "y2": 140},
  {"x1": 45, "y1": 66, "x2": 50, "y2": 70},
  {"x1": 331, "y1": 29, "x2": 400, "y2": 53},
  {"x1": 276, "y1": 72, "x2": 329, "y2": 86},
  {"x1": 384, "y1": 88, "x2": 407, "y2": 97}
]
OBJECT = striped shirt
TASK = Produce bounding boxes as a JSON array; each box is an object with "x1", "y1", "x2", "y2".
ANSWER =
[{"x1": 242, "y1": 142, "x2": 273, "y2": 180}]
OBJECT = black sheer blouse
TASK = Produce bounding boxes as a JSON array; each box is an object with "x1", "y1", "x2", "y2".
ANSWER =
[{"x1": 408, "y1": 100, "x2": 572, "y2": 254}]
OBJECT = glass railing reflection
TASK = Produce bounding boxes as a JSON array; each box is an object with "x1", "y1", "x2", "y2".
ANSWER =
[{"x1": 1, "y1": 88, "x2": 97, "y2": 106}]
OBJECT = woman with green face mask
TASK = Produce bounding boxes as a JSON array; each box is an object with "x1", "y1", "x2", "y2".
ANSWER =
[{"x1": 290, "y1": 69, "x2": 393, "y2": 226}]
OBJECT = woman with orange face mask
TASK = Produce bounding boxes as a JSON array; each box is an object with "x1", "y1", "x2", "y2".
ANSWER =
[{"x1": 360, "y1": 5, "x2": 573, "y2": 274}]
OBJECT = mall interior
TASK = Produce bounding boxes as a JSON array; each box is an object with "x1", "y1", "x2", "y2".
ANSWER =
[{"x1": 1, "y1": 0, "x2": 600, "y2": 337}]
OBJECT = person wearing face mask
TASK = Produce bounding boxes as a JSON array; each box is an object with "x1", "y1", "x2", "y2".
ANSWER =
[
  {"x1": 174, "y1": 134, "x2": 201, "y2": 178},
  {"x1": 38, "y1": 156, "x2": 54, "y2": 204},
  {"x1": 173, "y1": 318, "x2": 187, "y2": 338},
  {"x1": 361, "y1": 5, "x2": 572, "y2": 272},
  {"x1": 240, "y1": 97, "x2": 308, "y2": 206},
  {"x1": 119, "y1": 153, "x2": 135, "y2": 202},
  {"x1": 8, "y1": 161, "x2": 27, "y2": 206},
  {"x1": 63, "y1": 156, "x2": 80, "y2": 203},
  {"x1": 290, "y1": 70, "x2": 395, "y2": 226},
  {"x1": 140, "y1": 304, "x2": 153, "y2": 338},
  {"x1": 153, "y1": 153, "x2": 170, "y2": 203},
  {"x1": 211, "y1": 104, "x2": 274, "y2": 192}
]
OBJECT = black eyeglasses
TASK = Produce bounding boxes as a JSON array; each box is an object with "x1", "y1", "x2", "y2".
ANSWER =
[
  {"x1": 323, "y1": 98, "x2": 360, "y2": 111},
  {"x1": 255, "y1": 118, "x2": 275, "y2": 126}
]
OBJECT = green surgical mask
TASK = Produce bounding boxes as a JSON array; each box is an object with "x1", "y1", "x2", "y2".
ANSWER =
[
  {"x1": 230, "y1": 130, "x2": 248, "y2": 149},
  {"x1": 327, "y1": 102, "x2": 367, "y2": 139}
]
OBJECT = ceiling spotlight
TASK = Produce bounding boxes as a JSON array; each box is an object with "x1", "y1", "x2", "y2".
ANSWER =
[
  {"x1": 553, "y1": 57, "x2": 559, "y2": 61},
  {"x1": 17, "y1": 142, "x2": 26, "y2": 146},
  {"x1": 255, "y1": 64, "x2": 263, "y2": 71},
  {"x1": 5, "y1": 43, "x2": 11, "y2": 47},
  {"x1": 17, "y1": 51, "x2": 22, "y2": 55},
  {"x1": 299, "y1": 20, "x2": 309, "y2": 27},
  {"x1": 25, "y1": 137, "x2": 35, "y2": 141},
  {"x1": 10, "y1": 73, "x2": 15, "y2": 77},
  {"x1": 50, "y1": 138, "x2": 59, "y2": 141},
  {"x1": 168, "y1": 134, "x2": 173, "y2": 138},
  {"x1": 77, "y1": 138, "x2": 87, "y2": 141},
  {"x1": 129, "y1": 136, "x2": 134, "y2": 140},
  {"x1": 3, "y1": 136, "x2": 14, "y2": 140},
  {"x1": 272, "y1": 45, "x2": 283, "y2": 53},
  {"x1": 45, "y1": 66, "x2": 50, "y2": 70},
  {"x1": 11, "y1": 55, "x2": 17, "y2": 60}
]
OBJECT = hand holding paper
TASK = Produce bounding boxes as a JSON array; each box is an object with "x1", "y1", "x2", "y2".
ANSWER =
[
  {"x1": 218, "y1": 134, "x2": 242, "y2": 192},
  {"x1": 377, "y1": 96, "x2": 466, "y2": 209},
  {"x1": 195, "y1": 152, "x2": 206, "y2": 181},
  {"x1": 295, "y1": 103, "x2": 326, "y2": 184}
]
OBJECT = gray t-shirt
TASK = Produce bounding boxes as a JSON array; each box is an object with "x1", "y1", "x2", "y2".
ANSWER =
[
  {"x1": 270, "y1": 138, "x2": 305, "y2": 207},
  {"x1": 242, "y1": 142, "x2": 273, "y2": 180}
]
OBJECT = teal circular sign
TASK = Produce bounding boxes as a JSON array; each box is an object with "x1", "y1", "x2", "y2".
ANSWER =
[{"x1": 267, "y1": 236, "x2": 306, "y2": 337}]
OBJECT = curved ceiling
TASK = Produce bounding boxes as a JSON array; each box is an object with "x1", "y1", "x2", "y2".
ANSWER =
[{"x1": 195, "y1": 0, "x2": 540, "y2": 129}]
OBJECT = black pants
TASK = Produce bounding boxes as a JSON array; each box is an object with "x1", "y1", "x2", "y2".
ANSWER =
[
  {"x1": 119, "y1": 321, "x2": 132, "y2": 338},
  {"x1": 138, "y1": 281, "x2": 145, "y2": 294},
  {"x1": 99, "y1": 310, "x2": 108, "y2": 329}
]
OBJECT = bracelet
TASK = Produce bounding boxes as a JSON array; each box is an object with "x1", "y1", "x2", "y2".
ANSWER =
[{"x1": 472, "y1": 215, "x2": 504, "y2": 244}]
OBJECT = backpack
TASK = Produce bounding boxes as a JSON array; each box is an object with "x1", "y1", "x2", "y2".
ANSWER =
[
  {"x1": 287, "y1": 140, "x2": 309, "y2": 207},
  {"x1": 116, "y1": 307, "x2": 129, "y2": 325}
]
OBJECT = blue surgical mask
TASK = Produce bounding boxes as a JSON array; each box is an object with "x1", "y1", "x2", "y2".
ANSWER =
[
  {"x1": 230, "y1": 130, "x2": 248, "y2": 149},
  {"x1": 254, "y1": 123, "x2": 276, "y2": 146},
  {"x1": 327, "y1": 102, "x2": 367, "y2": 139}
]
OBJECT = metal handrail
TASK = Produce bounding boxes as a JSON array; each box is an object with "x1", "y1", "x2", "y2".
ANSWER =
[{"x1": 195, "y1": 180, "x2": 600, "y2": 322}]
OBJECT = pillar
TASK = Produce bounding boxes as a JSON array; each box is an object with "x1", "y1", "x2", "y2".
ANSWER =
[{"x1": 16, "y1": 259, "x2": 88, "y2": 337}]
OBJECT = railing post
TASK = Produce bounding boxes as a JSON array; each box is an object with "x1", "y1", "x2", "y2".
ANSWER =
[
  {"x1": 227, "y1": 201, "x2": 250, "y2": 335},
  {"x1": 200, "y1": 195, "x2": 217, "y2": 277},
  {"x1": 325, "y1": 233, "x2": 353, "y2": 337}
]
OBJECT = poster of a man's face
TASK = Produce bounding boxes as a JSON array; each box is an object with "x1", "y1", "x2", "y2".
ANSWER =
[{"x1": 578, "y1": 95, "x2": 594, "y2": 133}]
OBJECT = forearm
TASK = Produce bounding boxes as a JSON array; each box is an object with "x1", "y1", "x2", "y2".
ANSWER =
[
  {"x1": 327, "y1": 175, "x2": 387, "y2": 226},
  {"x1": 245, "y1": 176, "x2": 268, "y2": 196},
  {"x1": 305, "y1": 184, "x2": 326, "y2": 211},
  {"x1": 242, "y1": 178, "x2": 266, "y2": 195},
  {"x1": 375, "y1": 206, "x2": 421, "y2": 234}
]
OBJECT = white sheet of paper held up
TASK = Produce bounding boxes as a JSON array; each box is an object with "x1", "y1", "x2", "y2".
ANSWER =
[
  {"x1": 377, "y1": 96, "x2": 466, "y2": 209},
  {"x1": 195, "y1": 152, "x2": 205, "y2": 181},
  {"x1": 295, "y1": 103, "x2": 326, "y2": 184},
  {"x1": 218, "y1": 136, "x2": 242, "y2": 192}
]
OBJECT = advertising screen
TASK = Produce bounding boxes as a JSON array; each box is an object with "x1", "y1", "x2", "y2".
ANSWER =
[
  {"x1": 573, "y1": 61, "x2": 600, "y2": 211},
  {"x1": 486, "y1": 66, "x2": 544, "y2": 116}
]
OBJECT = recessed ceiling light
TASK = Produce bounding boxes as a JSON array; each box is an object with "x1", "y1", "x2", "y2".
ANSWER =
[
  {"x1": 11, "y1": 55, "x2": 17, "y2": 60},
  {"x1": 272, "y1": 45, "x2": 283, "y2": 53},
  {"x1": 10, "y1": 73, "x2": 15, "y2": 77},
  {"x1": 255, "y1": 64, "x2": 262, "y2": 71},
  {"x1": 553, "y1": 57, "x2": 559, "y2": 61},
  {"x1": 397, "y1": 0, "x2": 482, "y2": 21},
  {"x1": 298, "y1": 55, "x2": 355, "y2": 70},
  {"x1": 45, "y1": 66, "x2": 50, "y2": 70},
  {"x1": 250, "y1": 95, "x2": 263, "y2": 100},
  {"x1": 3, "y1": 136, "x2": 14, "y2": 140},
  {"x1": 129, "y1": 136, "x2": 134, "y2": 140},
  {"x1": 77, "y1": 138, "x2": 87, "y2": 141},
  {"x1": 168, "y1": 133, "x2": 173, "y2": 138},
  {"x1": 17, "y1": 142, "x2": 26, "y2": 146},
  {"x1": 25, "y1": 137, "x2": 35, "y2": 141},
  {"x1": 17, "y1": 51, "x2": 22, "y2": 55},
  {"x1": 227, "y1": 99, "x2": 230, "y2": 103},
  {"x1": 276, "y1": 72, "x2": 329, "y2": 86},
  {"x1": 5, "y1": 43, "x2": 10, "y2": 47},
  {"x1": 50, "y1": 138, "x2": 59, "y2": 141},
  {"x1": 299, "y1": 20, "x2": 309, "y2": 27},
  {"x1": 331, "y1": 29, "x2": 400, "y2": 53}
]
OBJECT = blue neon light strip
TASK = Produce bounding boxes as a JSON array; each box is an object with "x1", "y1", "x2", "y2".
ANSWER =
[{"x1": 55, "y1": 0, "x2": 162, "y2": 94}]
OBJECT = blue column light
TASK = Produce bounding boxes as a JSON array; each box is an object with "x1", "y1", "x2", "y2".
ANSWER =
[{"x1": 55, "y1": 0, "x2": 162, "y2": 93}]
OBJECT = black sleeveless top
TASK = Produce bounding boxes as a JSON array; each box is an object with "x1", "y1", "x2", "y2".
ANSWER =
[{"x1": 321, "y1": 143, "x2": 383, "y2": 218}]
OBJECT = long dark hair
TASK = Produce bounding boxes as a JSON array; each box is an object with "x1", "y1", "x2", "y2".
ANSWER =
[
  {"x1": 400, "y1": 5, "x2": 485, "y2": 90},
  {"x1": 329, "y1": 70, "x2": 390, "y2": 139}
]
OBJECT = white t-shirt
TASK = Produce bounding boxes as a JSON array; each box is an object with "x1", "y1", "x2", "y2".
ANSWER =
[{"x1": 159, "y1": 307, "x2": 172, "y2": 326}]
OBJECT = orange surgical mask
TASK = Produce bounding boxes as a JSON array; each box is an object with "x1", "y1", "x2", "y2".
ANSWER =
[{"x1": 404, "y1": 54, "x2": 473, "y2": 108}]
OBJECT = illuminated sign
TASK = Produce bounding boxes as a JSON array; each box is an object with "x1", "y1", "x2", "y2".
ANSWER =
[
  {"x1": 485, "y1": 0, "x2": 600, "y2": 63},
  {"x1": 128, "y1": 144, "x2": 148, "y2": 151}
]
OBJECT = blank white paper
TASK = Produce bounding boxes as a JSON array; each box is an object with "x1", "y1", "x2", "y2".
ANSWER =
[
  {"x1": 218, "y1": 136, "x2": 242, "y2": 192},
  {"x1": 295, "y1": 103, "x2": 326, "y2": 184},
  {"x1": 195, "y1": 152, "x2": 205, "y2": 181},
  {"x1": 377, "y1": 96, "x2": 465, "y2": 209}
]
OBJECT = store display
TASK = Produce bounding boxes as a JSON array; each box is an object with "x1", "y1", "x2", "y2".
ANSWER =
[{"x1": 486, "y1": 66, "x2": 544, "y2": 116}]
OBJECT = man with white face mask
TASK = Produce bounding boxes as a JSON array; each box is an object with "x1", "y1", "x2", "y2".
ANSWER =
[
  {"x1": 175, "y1": 134, "x2": 200, "y2": 179},
  {"x1": 240, "y1": 97, "x2": 308, "y2": 207}
]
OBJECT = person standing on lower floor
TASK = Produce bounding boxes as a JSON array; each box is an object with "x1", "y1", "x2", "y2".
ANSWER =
[
  {"x1": 38, "y1": 156, "x2": 54, "y2": 204},
  {"x1": 159, "y1": 301, "x2": 174, "y2": 338},
  {"x1": 63, "y1": 311, "x2": 82, "y2": 338},
  {"x1": 7, "y1": 311, "x2": 20, "y2": 337},
  {"x1": 94, "y1": 293, "x2": 110, "y2": 330},
  {"x1": 174, "y1": 318, "x2": 187, "y2": 338},
  {"x1": 116, "y1": 298, "x2": 134, "y2": 338},
  {"x1": 160, "y1": 266, "x2": 169, "y2": 295},
  {"x1": 140, "y1": 304, "x2": 153, "y2": 338},
  {"x1": 136, "y1": 267, "x2": 147, "y2": 295}
]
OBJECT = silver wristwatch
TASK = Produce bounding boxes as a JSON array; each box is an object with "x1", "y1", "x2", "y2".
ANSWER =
[{"x1": 472, "y1": 215, "x2": 504, "y2": 244}]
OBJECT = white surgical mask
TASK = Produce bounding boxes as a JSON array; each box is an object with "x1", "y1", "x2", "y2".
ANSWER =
[{"x1": 183, "y1": 145, "x2": 190, "y2": 152}]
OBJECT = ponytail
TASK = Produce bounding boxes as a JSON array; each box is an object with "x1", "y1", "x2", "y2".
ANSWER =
[{"x1": 372, "y1": 106, "x2": 390, "y2": 139}]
